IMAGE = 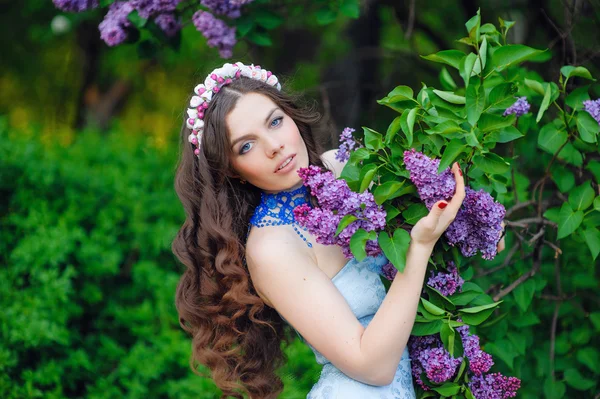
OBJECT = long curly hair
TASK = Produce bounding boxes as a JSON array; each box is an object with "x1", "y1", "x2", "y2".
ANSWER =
[{"x1": 172, "y1": 76, "x2": 326, "y2": 398}]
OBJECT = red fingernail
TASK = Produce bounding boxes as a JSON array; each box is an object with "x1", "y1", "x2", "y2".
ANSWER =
[
  {"x1": 459, "y1": 168, "x2": 463, "y2": 176},
  {"x1": 438, "y1": 202, "x2": 448, "y2": 209}
]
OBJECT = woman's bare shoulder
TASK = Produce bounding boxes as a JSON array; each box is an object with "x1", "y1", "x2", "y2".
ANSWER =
[{"x1": 320, "y1": 149, "x2": 346, "y2": 178}]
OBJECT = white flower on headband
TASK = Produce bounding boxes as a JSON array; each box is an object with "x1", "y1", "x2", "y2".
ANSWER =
[{"x1": 186, "y1": 62, "x2": 282, "y2": 157}]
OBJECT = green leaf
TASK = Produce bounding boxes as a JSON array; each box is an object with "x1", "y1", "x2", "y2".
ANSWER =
[
  {"x1": 551, "y1": 165, "x2": 575, "y2": 193},
  {"x1": 492, "y1": 44, "x2": 545, "y2": 71},
  {"x1": 335, "y1": 215, "x2": 358, "y2": 237},
  {"x1": 349, "y1": 228, "x2": 376, "y2": 261},
  {"x1": 478, "y1": 113, "x2": 516, "y2": 132},
  {"x1": 439, "y1": 67, "x2": 457, "y2": 90},
  {"x1": 349, "y1": 147, "x2": 371, "y2": 164},
  {"x1": 543, "y1": 378, "x2": 566, "y2": 399},
  {"x1": 577, "y1": 111, "x2": 600, "y2": 143},
  {"x1": 465, "y1": 8, "x2": 480, "y2": 43},
  {"x1": 387, "y1": 85, "x2": 414, "y2": 101},
  {"x1": 564, "y1": 368, "x2": 597, "y2": 391},
  {"x1": 449, "y1": 290, "x2": 481, "y2": 306},
  {"x1": 315, "y1": 8, "x2": 337, "y2": 25},
  {"x1": 411, "y1": 320, "x2": 443, "y2": 336},
  {"x1": 487, "y1": 125, "x2": 524, "y2": 143},
  {"x1": 524, "y1": 78, "x2": 546, "y2": 96},
  {"x1": 399, "y1": 108, "x2": 417, "y2": 146},
  {"x1": 373, "y1": 181, "x2": 405, "y2": 205},
  {"x1": 582, "y1": 228, "x2": 600, "y2": 260},
  {"x1": 358, "y1": 163, "x2": 377, "y2": 193},
  {"x1": 460, "y1": 53, "x2": 477, "y2": 86},
  {"x1": 472, "y1": 153, "x2": 510, "y2": 174},
  {"x1": 421, "y1": 298, "x2": 446, "y2": 316},
  {"x1": 472, "y1": 37, "x2": 487, "y2": 76},
  {"x1": 385, "y1": 116, "x2": 402, "y2": 144},
  {"x1": 378, "y1": 229, "x2": 411, "y2": 273},
  {"x1": 253, "y1": 10, "x2": 283, "y2": 29},
  {"x1": 425, "y1": 120, "x2": 465, "y2": 135},
  {"x1": 557, "y1": 202, "x2": 584, "y2": 239},
  {"x1": 247, "y1": 30, "x2": 273, "y2": 46},
  {"x1": 595, "y1": 196, "x2": 600, "y2": 211},
  {"x1": 513, "y1": 279, "x2": 536, "y2": 312},
  {"x1": 566, "y1": 85, "x2": 591, "y2": 110},
  {"x1": 576, "y1": 348, "x2": 600, "y2": 372},
  {"x1": 569, "y1": 182, "x2": 595, "y2": 210},
  {"x1": 487, "y1": 83, "x2": 518, "y2": 110},
  {"x1": 466, "y1": 80, "x2": 485, "y2": 125},
  {"x1": 486, "y1": 339, "x2": 517, "y2": 370},
  {"x1": 459, "y1": 301, "x2": 503, "y2": 313},
  {"x1": 587, "y1": 160, "x2": 600, "y2": 183},
  {"x1": 422, "y1": 50, "x2": 465, "y2": 70},
  {"x1": 536, "y1": 83, "x2": 552, "y2": 122},
  {"x1": 433, "y1": 89, "x2": 466, "y2": 104},
  {"x1": 341, "y1": 163, "x2": 360, "y2": 189},
  {"x1": 590, "y1": 313, "x2": 600, "y2": 331},
  {"x1": 438, "y1": 141, "x2": 467, "y2": 173},
  {"x1": 561, "y1": 65, "x2": 596, "y2": 81},
  {"x1": 340, "y1": 0, "x2": 360, "y2": 18},
  {"x1": 402, "y1": 203, "x2": 428, "y2": 225},
  {"x1": 538, "y1": 123, "x2": 567, "y2": 153},
  {"x1": 363, "y1": 127, "x2": 383, "y2": 151},
  {"x1": 99, "y1": 0, "x2": 115, "y2": 6},
  {"x1": 431, "y1": 382, "x2": 461, "y2": 396},
  {"x1": 440, "y1": 323, "x2": 456, "y2": 356},
  {"x1": 127, "y1": 10, "x2": 147, "y2": 28}
]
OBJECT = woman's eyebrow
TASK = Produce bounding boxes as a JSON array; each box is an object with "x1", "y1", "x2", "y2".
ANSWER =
[{"x1": 264, "y1": 107, "x2": 279, "y2": 124}]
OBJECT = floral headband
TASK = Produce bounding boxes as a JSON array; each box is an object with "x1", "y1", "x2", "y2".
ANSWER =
[{"x1": 186, "y1": 62, "x2": 282, "y2": 156}]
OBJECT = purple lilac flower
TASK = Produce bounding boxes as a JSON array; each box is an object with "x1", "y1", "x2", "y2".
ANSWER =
[
  {"x1": 427, "y1": 262, "x2": 464, "y2": 296},
  {"x1": 335, "y1": 127, "x2": 362, "y2": 162},
  {"x1": 446, "y1": 187, "x2": 506, "y2": 260},
  {"x1": 294, "y1": 166, "x2": 386, "y2": 258},
  {"x1": 130, "y1": 0, "x2": 179, "y2": 20},
  {"x1": 469, "y1": 373, "x2": 521, "y2": 399},
  {"x1": 583, "y1": 99, "x2": 600, "y2": 124},
  {"x1": 503, "y1": 97, "x2": 530, "y2": 117},
  {"x1": 154, "y1": 13, "x2": 180, "y2": 37},
  {"x1": 403, "y1": 148, "x2": 455, "y2": 209},
  {"x1": 403, "y1": 150, "x2": 506, "y2": 260},
  {"x1": 417, "y1": 347, "x2": 462, "y2": 384},
  {"x1": 382, "y1": 262, "x2": 397, "y2": 280},
  {"x1": 99, "y1": 1, "x2": 134, "y2": 46},
  {"x1": 201, "y1": 0, "x2": 243, "y2": 18},
  {"x1": 456, "y1": 324, "x2": 494, "y2": 375},
  {"x1": 53, "y1": 0, "x2": 98, "y2": 12},
  {"x1": 192, "y1": 10, "x2": 237, "y2": 58}
]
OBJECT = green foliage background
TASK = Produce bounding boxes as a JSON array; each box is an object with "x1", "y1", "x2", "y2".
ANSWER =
[{"x1": 1, "y1": 1, "x2": 600, "y2": 398}]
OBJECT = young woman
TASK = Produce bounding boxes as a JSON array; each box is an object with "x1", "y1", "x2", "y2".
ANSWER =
[{"x1": 172, "y1": 62, "x2": 474, "y2": 399}]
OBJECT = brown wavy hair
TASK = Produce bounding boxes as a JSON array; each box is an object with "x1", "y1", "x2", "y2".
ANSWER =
[{"x1": 172, "y1": 76, "x2": 326, "y2": 398}]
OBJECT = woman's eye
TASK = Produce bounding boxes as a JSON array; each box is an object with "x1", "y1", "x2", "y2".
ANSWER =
[
  {"x1": 271, "y1": 117, "x2": 283, "y2": 127},
  {"x1": 240, "y1": 142, "x2": 253, "y2": 154}
]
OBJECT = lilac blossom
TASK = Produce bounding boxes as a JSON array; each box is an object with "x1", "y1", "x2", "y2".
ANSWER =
[
  {"x1": 53, "y1": 0, "x2": 98, "y2": 12},
  {"x1": 427, "y1": 262, "x2": 464, "y2": 296},
  {"x1": 469, "y1": 373, "x2": 521, "y2": 399},
  {"x1": 403, "y1": 150, "x2": 506, "y2": 260},
  {"x1": 503, "y1": 97, "x2": 530, "y2": 117},
  {"x1": 382, "y1": 262, "x2": 397, "y2": 280},
  {"x1": 154, "y1": 13, "x2": 181, "y2": 37},
  {"x1": 456, "y1": 324, "x2": 494, "y2": 375},
  {"x1": 130, "y1": 0, "x2": 180, "y2": 20},
  {"x1": 294, "y1": 166, "x2": 386, "y2": 258},
  {"x1": 583, "y1": 99, "x2": 600, "y2": 124},
  {"x1": 335, "y1": 127, "x2": 362, "y2": 162},
  {"x1": 192, "y1": 10, "x2": 237, "y2": 58},
  {"x1": 201, "y1": 0, "x2": 243, "y2": 18},
  {"x1": 417, "y1": 347, "x2": 462, "y2": 384},
  {"x1": 99, "y1": 1, "x2": 134, "y2": 46},
  {"x1": 403, "y1": 148, "x2": 455, "y2": 209}
]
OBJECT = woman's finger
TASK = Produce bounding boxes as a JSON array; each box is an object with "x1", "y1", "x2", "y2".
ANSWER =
[{"x1": 445, "y1": 162, "x2": 466, "y2": 214}]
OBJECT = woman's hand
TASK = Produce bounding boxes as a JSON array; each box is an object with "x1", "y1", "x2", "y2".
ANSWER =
[
  {"x1": 497, "y1": 221, "x2": 506, "y2": 253},
  {"x1": 410, "y1": 162, "x2": 466, "y2": 248}
]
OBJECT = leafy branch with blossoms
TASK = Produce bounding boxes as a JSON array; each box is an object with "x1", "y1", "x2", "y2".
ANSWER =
[{"x1": 295, "y1": 9, "x2": 600, "y2": 399}]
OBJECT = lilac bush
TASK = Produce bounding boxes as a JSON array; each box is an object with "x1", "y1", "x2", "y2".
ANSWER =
[
  {"x1": 293, "y1": 166, "x2": 386, "y2": 258},
  {"x1": 457, "y1": 324, "x2": 494, "y2": 375},
  {"x1": 335, "y1": 127, "x2": 361, "y2": 162},
  {"x1": 426, "y1": 262, "x2": 464, "y2": 296},
  {"x1": 469, "y1": 373, "x2": 521, "y2": 399},
  {"x1": 99, "y1": 1, "x2": 134, "y2": 47},
  {"x1": 192, "y1": 10, "x2": 237, "y2": 58},
  {"x1": 53, "y1": 0, "x2": 98, "y2": 12},
  {"x1": 403, "y1": 150, "x2": 506, "y2": 260}
]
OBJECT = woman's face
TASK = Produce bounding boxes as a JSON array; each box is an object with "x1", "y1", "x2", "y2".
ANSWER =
[{"x1": 226, "y1": 92, "x2": 309, "y2": 193}]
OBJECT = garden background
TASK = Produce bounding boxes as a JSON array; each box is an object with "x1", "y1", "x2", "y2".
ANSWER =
[{"x1": 1, "y1": 0, "x2": 600, "y2": 398}]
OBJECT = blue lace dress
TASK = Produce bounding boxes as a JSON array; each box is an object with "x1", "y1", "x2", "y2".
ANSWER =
[{"x1": 248, "y1": 187, "x2": 416, "y2": 399}]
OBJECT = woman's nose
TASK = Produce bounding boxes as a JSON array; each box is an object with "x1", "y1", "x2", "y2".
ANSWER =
[{"x1": 265, "y1": 137, "x2": 284, "y2": 157}]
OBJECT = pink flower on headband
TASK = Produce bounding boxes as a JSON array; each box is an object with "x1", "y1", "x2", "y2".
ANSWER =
[{"x1": 186, "y1": 62, "x2": 281, "y2": 156}]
